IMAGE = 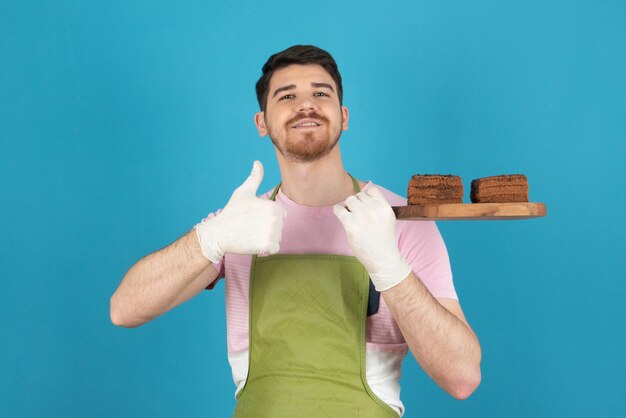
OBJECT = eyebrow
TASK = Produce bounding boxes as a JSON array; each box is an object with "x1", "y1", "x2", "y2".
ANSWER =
[
  {"x1": 272, "y1": 82, "x2": 335, "y2": 98},
  {"x1": 311, "y1": 82, "x2": 334, "y2": 92}
]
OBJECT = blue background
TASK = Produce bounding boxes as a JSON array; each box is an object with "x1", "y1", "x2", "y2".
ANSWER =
[{"x1": 1, "y1": 1, "x2": 625, "y2": 417}]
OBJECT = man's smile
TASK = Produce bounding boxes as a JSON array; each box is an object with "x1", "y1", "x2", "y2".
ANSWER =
[{"x1": 292, "y1": 119, "x2": 322, "y2": 129}]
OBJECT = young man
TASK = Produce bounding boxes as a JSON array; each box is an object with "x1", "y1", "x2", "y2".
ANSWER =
[{"x1": 111, "y1": 45, "x2": 481, "y2": 417}]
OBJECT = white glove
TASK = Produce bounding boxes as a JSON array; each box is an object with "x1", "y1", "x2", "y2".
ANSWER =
[
  {"x1": 333, "y1": 187, "x2": 412, "y2": 292},
  {"x1": 195, "y1": 161, "x2": 286, "y2": 263}
]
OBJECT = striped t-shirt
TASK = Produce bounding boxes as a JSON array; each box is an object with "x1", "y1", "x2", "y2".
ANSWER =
[{"x1": 203, "y1": 181, "x2": 457, "y2": 416}]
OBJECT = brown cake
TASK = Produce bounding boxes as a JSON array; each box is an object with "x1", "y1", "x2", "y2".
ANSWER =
[
  {"x1": 470, "y1": 174, "x2": 528, "y2": 203},
  {"x1": 408, "y1": 174, "x2": 463, "y2": 205}
]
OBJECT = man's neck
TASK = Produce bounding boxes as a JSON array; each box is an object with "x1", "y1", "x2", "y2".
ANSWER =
[{"x1": 275, "y1": 146, "x2": 365, "y2": 207}]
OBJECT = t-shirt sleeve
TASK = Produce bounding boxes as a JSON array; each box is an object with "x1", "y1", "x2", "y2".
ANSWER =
[
  {"x1": 194, "y1": 209, "x2": 226, "y2": 290},
  {"x1": 397, "y1": 220, "x2": 458, "y2": 300}
]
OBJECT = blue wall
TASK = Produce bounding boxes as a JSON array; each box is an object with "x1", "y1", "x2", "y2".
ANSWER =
[{"x1": 1, "y1": 1, "x2": 624, "y2": 416}]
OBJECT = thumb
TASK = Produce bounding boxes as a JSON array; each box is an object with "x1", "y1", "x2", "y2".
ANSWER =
[
  {"x1": 366, "y1": 186, "x2": 390, "y2": 205},
  {"x1": 333, "y1": 204, "x2": 350, "y2": 225},
  {"x1": 232, "y1": 161, "x2": 264, "y2": 198}
]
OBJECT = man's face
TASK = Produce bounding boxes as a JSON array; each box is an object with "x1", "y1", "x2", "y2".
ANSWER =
[{"x1": 255, "y1": 64, "x2": 349, "y2": 162}]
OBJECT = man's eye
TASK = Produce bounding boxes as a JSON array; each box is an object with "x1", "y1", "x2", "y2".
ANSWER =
[
  {"x1": 279, "y1": 94, "x2": 294, "y2": 100},
  {"x1": 314, "y1": 92, "x2": 329, "y2": 97}
]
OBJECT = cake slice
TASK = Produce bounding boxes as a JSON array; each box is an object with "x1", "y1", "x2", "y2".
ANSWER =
[
  {"x1": 470, "y1": 174, "x2": 528, "y2": 203},
  {"x1": 408, "y1": 174, "x2": 463, "y2": 205}
]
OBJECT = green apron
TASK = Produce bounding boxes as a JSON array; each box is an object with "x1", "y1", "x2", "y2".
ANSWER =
[{"x1": 234, "y1": 177, "x2": 399, "y2": 417}]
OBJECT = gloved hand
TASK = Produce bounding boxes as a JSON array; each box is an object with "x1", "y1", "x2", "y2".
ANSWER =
[
  {"x1": 333, "y1": 187, "x2": 412, "y2": 292},
  {"x1": 195, "y1": 161, "x2": 286, "y2": 263}
]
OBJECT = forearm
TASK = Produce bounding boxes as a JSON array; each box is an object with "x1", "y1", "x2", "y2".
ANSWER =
[
  {"x1": 110, "y1": 229, "x2": 210, "y2": 327},
  {"x1": 382, "y1": 272, "x2": 481, "y2": 399}
]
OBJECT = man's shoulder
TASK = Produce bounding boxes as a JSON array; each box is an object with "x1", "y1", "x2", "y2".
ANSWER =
[
  {"x1": 365, "y1": 181, "x2": 408, "y2": 206},
  {"x1": 367, "y1": 181, "x2": 441, "y2": 237}
]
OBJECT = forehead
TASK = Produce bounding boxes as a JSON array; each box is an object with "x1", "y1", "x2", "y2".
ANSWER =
[{"x1": 268, "y1": 64, "x2": 336, "y2": 90}]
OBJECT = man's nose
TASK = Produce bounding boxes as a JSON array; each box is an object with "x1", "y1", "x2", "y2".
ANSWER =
[{"x1": 296, "y1": 98, "x2": 315, "y2": 112}]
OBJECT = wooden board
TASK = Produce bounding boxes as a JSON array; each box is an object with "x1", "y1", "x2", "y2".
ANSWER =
[{"x1": 392, "y1": 202, "x2": 547, "y2": 220}]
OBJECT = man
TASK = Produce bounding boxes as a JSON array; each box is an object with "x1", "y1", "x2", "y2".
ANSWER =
[{"x1": 111, "y1": 45, "x2": 481, "y2": 417}]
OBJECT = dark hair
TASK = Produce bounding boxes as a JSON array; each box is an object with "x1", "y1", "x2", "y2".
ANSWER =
[{"x1": 255, "y1": 45, "x2": 343, "y2": 111}]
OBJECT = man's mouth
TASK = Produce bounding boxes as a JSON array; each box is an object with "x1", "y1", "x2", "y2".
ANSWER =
[{"x1": 292, "y1": 119, "x2": 321, "y2": 128}]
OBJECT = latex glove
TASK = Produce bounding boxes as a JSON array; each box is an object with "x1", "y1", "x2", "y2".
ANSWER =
[
  {"x1": 333, "y1": 187, "x2": 412, "y2": 292},
  {"x1": 195, "y1": 161, "x2": 286, "y2": 263}
]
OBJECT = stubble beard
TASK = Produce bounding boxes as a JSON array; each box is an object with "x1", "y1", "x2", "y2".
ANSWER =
[{"x1": 267, "y1": 112, "x2": 343, "y2": 163}]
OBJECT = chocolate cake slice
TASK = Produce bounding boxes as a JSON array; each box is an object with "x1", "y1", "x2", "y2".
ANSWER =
[
  {"x1": 408, "y1": 174, "x2": 463, "y2": 205},
  {"x1": 470, "y1": 174, "x2": 528, "y2": 203}
]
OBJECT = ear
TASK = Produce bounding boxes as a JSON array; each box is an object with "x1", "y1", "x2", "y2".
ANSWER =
[
  {"x1": 341, "y1": 106, "x2": 349, "y2": 131},
  {"x1": 254, "y1": 111, "x2": 268, "y2": 136}
]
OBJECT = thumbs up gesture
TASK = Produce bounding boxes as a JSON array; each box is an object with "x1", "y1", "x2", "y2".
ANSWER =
[{"x1": 195, "y1": 161, "x2": 287, "y2": 262}]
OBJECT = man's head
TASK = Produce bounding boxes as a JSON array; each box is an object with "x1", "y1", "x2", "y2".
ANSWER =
[
  {"x1": 254, "y1": 45, "x2": 349, "y2": 163},
  {"x1": 255, "y1": 45, "x2": 343, "y2": 112}
]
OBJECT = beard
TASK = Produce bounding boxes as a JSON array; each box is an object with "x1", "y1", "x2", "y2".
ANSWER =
[{"x1": 267, "y1": 111, "x2": 343, "y2": 162}]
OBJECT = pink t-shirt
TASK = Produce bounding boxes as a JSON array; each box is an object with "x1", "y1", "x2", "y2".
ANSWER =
[{"x1": 204, "y1": 181, "x2": 457, "y2": 355}]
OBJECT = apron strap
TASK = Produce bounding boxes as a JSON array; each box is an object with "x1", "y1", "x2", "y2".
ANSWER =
[{"x1": 349, "y1": 173, "x2": 361, "y2": 193}]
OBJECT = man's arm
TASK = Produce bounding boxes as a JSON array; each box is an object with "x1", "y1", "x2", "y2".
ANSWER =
[
  {"x1": 111, "y1": 161, "x2": 285, "y2": 328},
  {"x1": 110, "y1": 229, "x2": 218, "y2": 328},
  {"x1": 382, "y1": 272, "x2": 481, "y2": 399},
  {"x1": 334, "y1": 187, "x2": 481, "y2": 399}
]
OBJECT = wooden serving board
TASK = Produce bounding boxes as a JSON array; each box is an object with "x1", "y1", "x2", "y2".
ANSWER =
[{"x1": 392, "y1": 202, "x2": 547, "y2": 220}]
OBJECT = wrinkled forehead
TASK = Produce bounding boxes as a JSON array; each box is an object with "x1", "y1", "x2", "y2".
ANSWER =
[{"x1": 268, "y1": 64, "x2": 336, "y2": 92}]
